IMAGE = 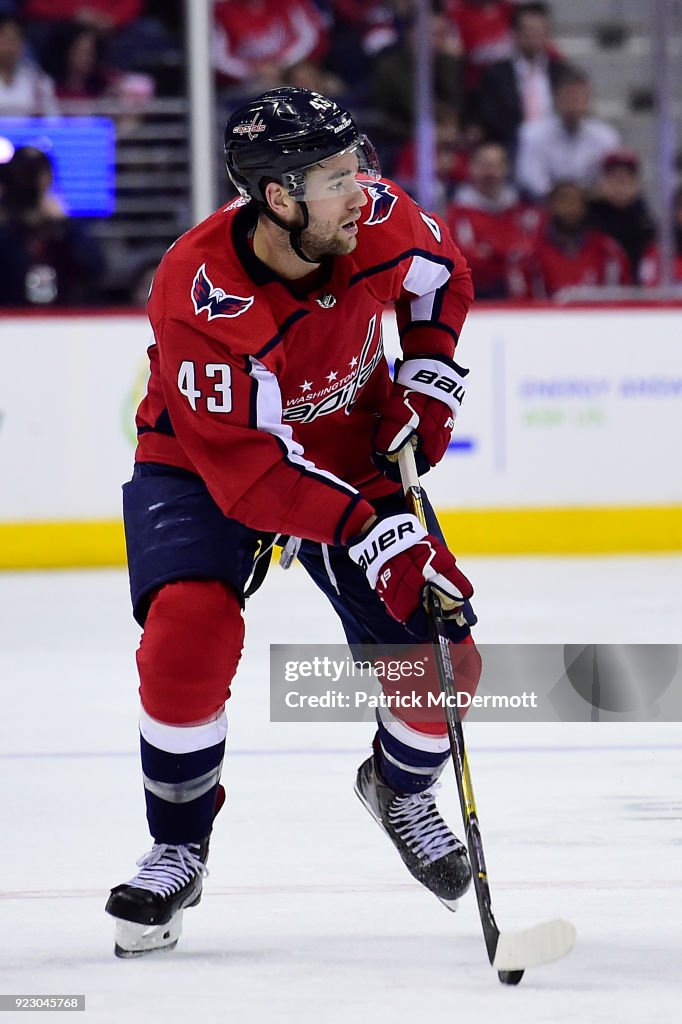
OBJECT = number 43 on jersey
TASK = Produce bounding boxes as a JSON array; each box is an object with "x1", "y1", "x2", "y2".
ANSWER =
[{"x1": 177, "y1": 360, "x2": 232, "y2": 413}]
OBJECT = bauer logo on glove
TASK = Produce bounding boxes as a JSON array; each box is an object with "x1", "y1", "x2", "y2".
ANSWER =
[
  {"x1": 373, "y1": 355, "x2": 470, "y2": 480},
  {"x1": 351, "y1": 518, "x2": 419, "y2": 581},
  {"x1": 348, "y1": 513, "x2": 473, "y2": 632}
]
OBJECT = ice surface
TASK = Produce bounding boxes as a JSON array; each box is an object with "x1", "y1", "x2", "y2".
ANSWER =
[{"x1": 1, "y1": 558, "x2": 681, "y2": 1022}]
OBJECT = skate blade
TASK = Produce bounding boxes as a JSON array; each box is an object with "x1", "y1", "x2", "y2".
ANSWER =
[
  {"x1": 113, "y1": 910, "x2": 184, "y2": 958},
  {"x1": 436, "y1": 895, "x2": 459, "y2": 913}
]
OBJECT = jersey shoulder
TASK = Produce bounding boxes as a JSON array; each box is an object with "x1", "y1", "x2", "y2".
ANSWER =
[
  {"x1": 353, "y1": 176, "x2": 452, "y2": 270},
  {"x1": 150, "y1": 199, "x2": 277, "y2": 356}
]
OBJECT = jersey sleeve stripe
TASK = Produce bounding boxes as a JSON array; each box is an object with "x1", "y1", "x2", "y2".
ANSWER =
[
  {"x1": 432, "y1": 281, "x2": 448, "y2": 321},
  {"x1": 333, "y1": 493, "x2": 368, "y2": 547},
  {"x1": 349, "y1": 248, "x2": 454, "y2": 287}
]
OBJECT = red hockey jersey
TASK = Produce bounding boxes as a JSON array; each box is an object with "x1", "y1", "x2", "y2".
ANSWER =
[
  {"x1": 639, "y1": 243, "x2": 682, "y2": 287},
  {"x1": 446, "y1": 198, "x2": 542, "y2": 297},
  {"x1": 519, "y1": 227, "x2": 631, "y2": 298},
  {"x1": 24, "y1": 0, "x2": 142, "y2": 27},
  {"x1": 137, "y1": 180, "x2": 473, "y2": 547},
  {"x1": 445, "y1": 1, "x2": 514, "y2": 66},
  {"x1": 212, "y1": 0, "x2": 327, "y2": 84}
]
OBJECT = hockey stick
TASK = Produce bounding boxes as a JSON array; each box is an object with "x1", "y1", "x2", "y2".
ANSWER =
[{"x1": 398, "y1": 444, "x2": 575, "y2": 985}]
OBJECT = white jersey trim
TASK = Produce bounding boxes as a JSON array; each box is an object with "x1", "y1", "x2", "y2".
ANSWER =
[
  {"x1": 249, "y1": 357, "x2": 358, "y2": 495},
  {"x1": 403, "y1": 254, "x2": 451, "y2": 322}
]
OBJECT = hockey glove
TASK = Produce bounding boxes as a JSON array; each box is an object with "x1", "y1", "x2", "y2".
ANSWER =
[
  {"x1": 373, "y1": 355, "x2": 469, "y2": 480},
  {"x1": 348, "y1": 513, "x2": 473, "y2": 633}
]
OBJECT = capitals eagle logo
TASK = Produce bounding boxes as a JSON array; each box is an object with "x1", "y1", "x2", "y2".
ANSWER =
[
  {"x1": 191, "y1": 264, "x2": 254, "y2": 321},
  {"x1": 360, "y1": 179, "x2": 398, "y2": 226}
]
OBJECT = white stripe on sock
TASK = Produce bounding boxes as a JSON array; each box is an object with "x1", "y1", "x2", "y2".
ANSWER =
[
  {"x1": 139, "y1": 707, "x2": 228, "y2": 754},
  {"x1": 379, "y1": 740, "x2": 439, "y2": 776},
  {"x1": 377, "y1": 703, "x2": 450, "y2": 753}
]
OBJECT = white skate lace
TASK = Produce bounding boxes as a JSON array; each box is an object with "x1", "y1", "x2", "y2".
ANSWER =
[
  {"x1": 388, "y1": 785, "x2": 462, "y2": 863},
  {"x1": 125, "y1": 843, "x2": 208, "y2": 897}
]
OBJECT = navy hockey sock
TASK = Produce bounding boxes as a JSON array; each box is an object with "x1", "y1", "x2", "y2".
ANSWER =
[{"x1": 139, "y1": 709, "x2": 227, "y2": 843}]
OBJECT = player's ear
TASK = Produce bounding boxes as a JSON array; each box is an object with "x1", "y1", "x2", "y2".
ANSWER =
[{"x1": 263, "y1": 181, "x2": 296, "y2": 220}]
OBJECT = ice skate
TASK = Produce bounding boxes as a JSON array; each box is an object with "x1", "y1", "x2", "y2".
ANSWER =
[
  {"x1": 105, "y1": 839, "x2": 210, "y2": 957},
  {"x1": 106, "y1": 786, "x2": 224, "y2": 957},
  {"x1": 355, "y1": 755, "x2": 471, "y2": 910}
]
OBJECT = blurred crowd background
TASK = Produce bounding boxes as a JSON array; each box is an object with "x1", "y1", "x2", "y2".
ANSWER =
[{"x1": 0, "y1": 0, "x2": 680, "y2": 307}]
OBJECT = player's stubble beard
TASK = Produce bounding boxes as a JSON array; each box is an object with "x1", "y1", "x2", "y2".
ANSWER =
[{"x1": 296, "y1": 210, "x2": 358, "y2": 261}]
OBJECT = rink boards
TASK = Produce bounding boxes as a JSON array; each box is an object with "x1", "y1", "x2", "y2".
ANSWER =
[{"x1": 0, "y1": 306, "x2": 680, "y2": 567}]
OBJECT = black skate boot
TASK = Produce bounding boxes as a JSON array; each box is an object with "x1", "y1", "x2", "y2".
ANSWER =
[
  {"x1": 355, "y1": 755, "x2": 471, "y2": 911},
  {"x1": 106, "y1": 786, "x2": 224, "y2": 957}
]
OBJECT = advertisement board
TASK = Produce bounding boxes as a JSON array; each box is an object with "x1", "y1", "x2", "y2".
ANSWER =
[{"x1": 0, "y1": 308, "x2": 680, "y2": 565}]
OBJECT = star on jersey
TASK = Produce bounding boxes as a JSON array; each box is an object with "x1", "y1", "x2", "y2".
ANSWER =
[
  {"x1": 191, "y1": 263, "x2": 254, "y2": 321},
  {"x1": 283, "y1": 314, "x2": 383, "y2": 425}
]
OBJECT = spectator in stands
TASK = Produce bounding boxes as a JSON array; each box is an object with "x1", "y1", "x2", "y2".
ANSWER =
[
  {"x1": 212, "y1": 0, "x2": 328, "y2": 91},
  {"x1": 324, "y1": 1, "x2": 398, "y2": 100},
  {"x1": 373, "y1": 2, "x2": 463, "y2": 145},
  {"x1": 446, "y1": 0, "x2": 514, "y2": 80},
  {"x1": 445, "y1": 140, "x2": 542, "y2": 298},
  {"x1": 589, "y1": 149, "x2": 656, "y2": 281},
  {"x1": 39, "y1": 20, "x2": 155, "y2": 110},
  {"x1": 393, "y1": 104, "x2": 470, "y2": 211},
  {"x1": 0, "y1": 14, "x2": 58, "y2": 114},
  {"x1": 515, "y1": 67, "x2": 620, "y2": 202},
  {"x1": 0, "y1": 144, "x2": 104, "y2": 306},
  {"x1": 639, "y1": 185, "x2": 682, "y2": 287},
  {"x1": 331, "y1": 2, "x2": 398, "y2": 59},
  {"x1": 477, "y1": 2, "x2": 567, "y2": 157},
  {"x1": 115, "y1": 0, "x2": 183, "y2": 94},
  {"x1": 22, "y1": 0, "x2": 143, "y2": 32},
  {"x1": 41, "y1": 22, "x2": 113, "y2": 100},
  {"x1": 517, "y1": 180, "x2": 631, "y2": 298},
  {"x1": 285, "y1": 57, "x2": 345, "y2": 101},
  {"x1": 22, "y1": 1, "x2": 156, "y2": 92}
]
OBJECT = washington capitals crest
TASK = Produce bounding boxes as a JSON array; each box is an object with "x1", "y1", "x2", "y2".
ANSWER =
[
  {"x1": 360, "y1": 180, "x2": 399, "y2": 226},
  {"x1": 191, "y1": 264, "x2": 254, "y2": 321}
]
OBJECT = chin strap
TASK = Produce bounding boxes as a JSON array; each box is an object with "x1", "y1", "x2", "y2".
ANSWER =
[{"x1": 261, "y1": 201, "x2": 319, "y2": 265}]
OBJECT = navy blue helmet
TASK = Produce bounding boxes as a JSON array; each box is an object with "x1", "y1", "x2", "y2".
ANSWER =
[{"x1": 224, "y1": 88, "x2": 380, "y2": 206}]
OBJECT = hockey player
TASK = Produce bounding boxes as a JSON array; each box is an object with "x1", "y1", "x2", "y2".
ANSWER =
[{"x1": 106, "y1": 88, "x2": 479, "y2": 957}]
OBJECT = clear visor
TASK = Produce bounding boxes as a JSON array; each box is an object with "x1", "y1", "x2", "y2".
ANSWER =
[{"x1": 283, "y1": 134, "x2": 381, "y2": 201}]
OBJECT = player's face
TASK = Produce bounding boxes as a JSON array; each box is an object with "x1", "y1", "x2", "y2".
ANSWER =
[{"x1": 300, "y1": 151, "x2": 368, "y2": 258}]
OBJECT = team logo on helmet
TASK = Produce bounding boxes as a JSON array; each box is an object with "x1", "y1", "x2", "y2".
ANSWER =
[
  {"x1": 191, "y1": 264, "x2": 254, "y2": 321},
  {"x1": 232, "y1": 114, "x2": 267, "y2": 141},
  {"x1": 360, "y1": 180, "x2": 398, "y2": 226}
]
